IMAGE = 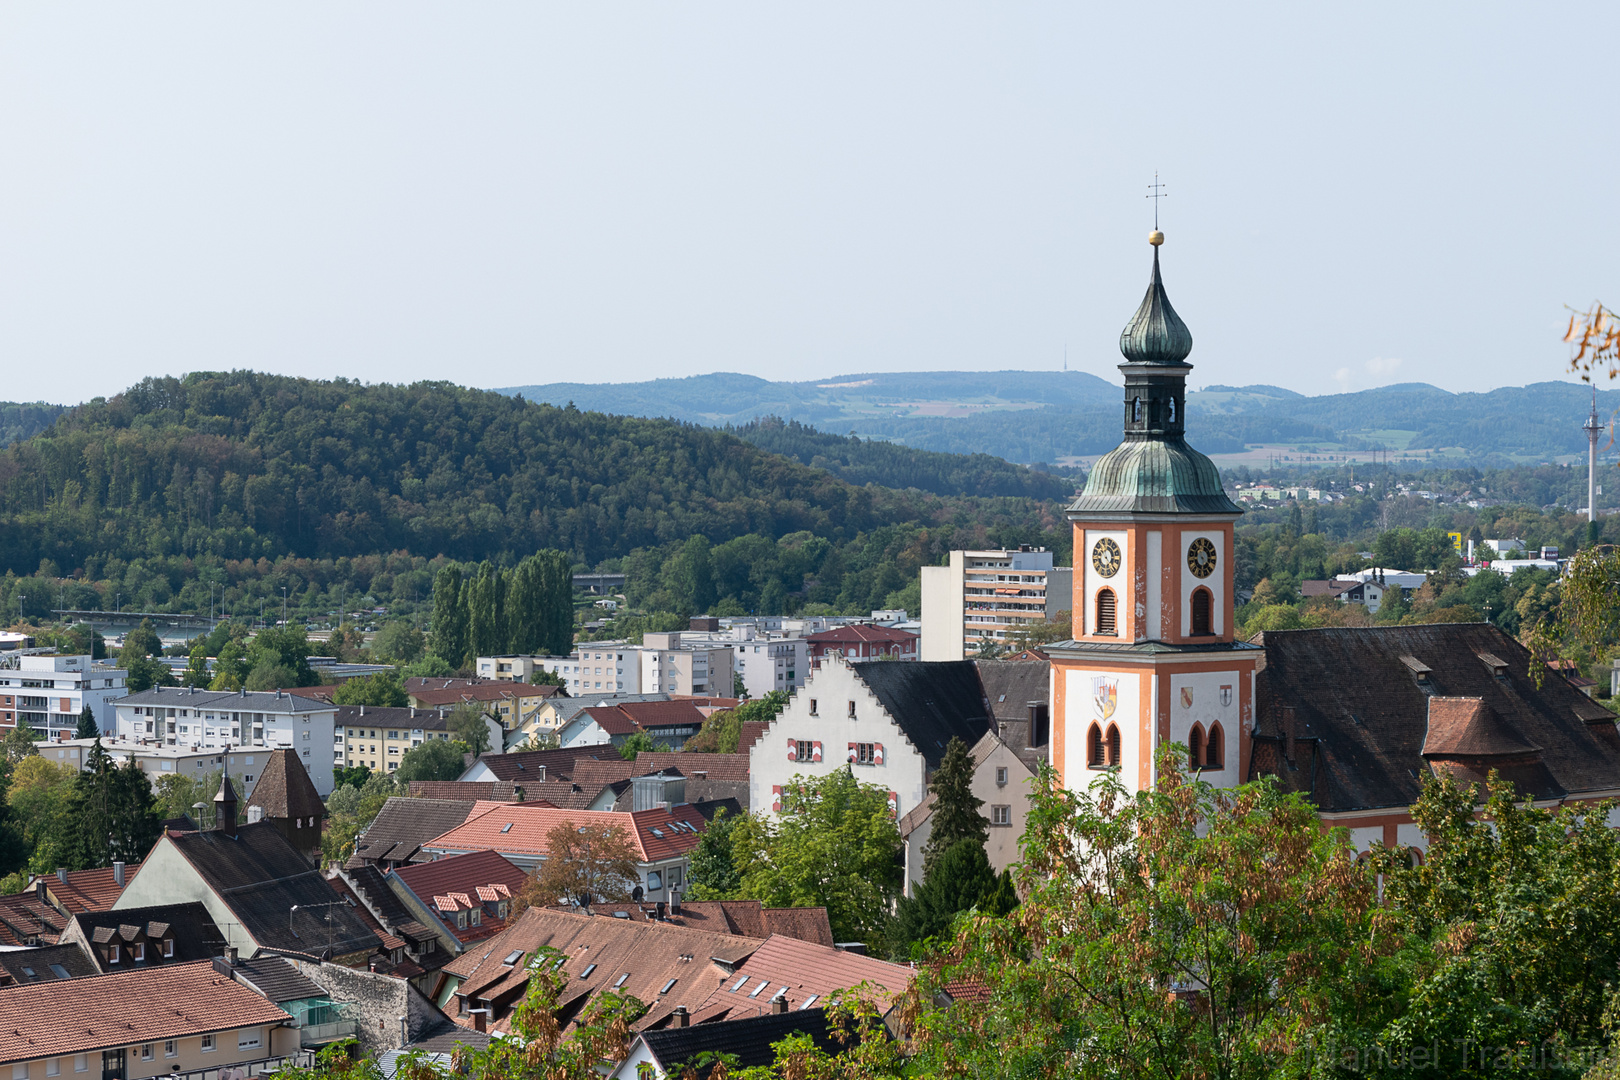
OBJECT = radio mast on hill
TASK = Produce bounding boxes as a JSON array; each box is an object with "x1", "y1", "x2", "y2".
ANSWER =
[{"x1": 1584, "y1": 387, "x2": 1603, "y2": 524}]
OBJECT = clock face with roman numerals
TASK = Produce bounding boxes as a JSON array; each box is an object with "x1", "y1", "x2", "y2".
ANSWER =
[
  {"x1": 1187, "y1": 537, "x2": 1218, "y2": 579},
  {"x1": 1091, "y1": 538, "x2": 1121, "y2": 578}
]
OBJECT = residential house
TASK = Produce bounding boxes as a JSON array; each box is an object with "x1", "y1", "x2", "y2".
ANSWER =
[
  {"x1": 804, "y1": 625, "x2": 920, "y2": 670},
  {"x1": 749, "y1": 657, "x2": 992, "y2": 826},
  {"x1": 897, "y1": 732, "x2": 1036, "y2": 894},
  {"x1": 636, "y1": 634, "x2": 735, "y2": 697},
  {"x1": 457, "y1": 746, "x2": 619, "y2": 785},
  {"x1": 406, "y1": 682, "x2": 559, "y2": 737},
  {"x1": 34, "y1": 864, "x2": 134, "y2": 917},
  {"x1": 243, "y1": 749, "x2": 326, "y2": 862},
  {"x1": 405, "y1": 780, "x2": 524, "y2": 802},
  {"x1": 215, "y1": 953, "x2": 359, "y2": 1050},
  {"x1": 321, "y1": 871, "x2": 431, "y2": 981},
  {"x1": 348, "y1": 798, "x2": 478, "y2": 871},
  {"x1": 386, "y1": 850, "x2": 529, "y2": 959},
  {"x1": 438, "y1": 906, "x2": 761, "y2": 1035},
  {"x1": 112, "y1": 778, "x2": 379, "y2": 960},
  {"x1": 0, "y1": 960, "x2": 300, "y2": 1080},
  {"x1": 688, "y1": 934, "x2": 915, "y2": 1022},
  {"x1": 557, "y1": 699, "x2": 712, "y2": 752},
  {"x1": 57, "y1": 902, "x2": 224, "y2": 973},
  {"x1": 558, "y1": 899, "x2": 833, "y2": 947},
  {"x1": 112, "y1": 686, "x2": 338, "y2": 797},
  {"x1": 0, "y1": 887, "x2": 69, "y2": 946},
  {"x1": 611, "y1": 1008, "x2": 843, "y2": 1080},
  {"x1": 0, "y1": 654, "x2": 127, "y2": 739},
  {"x1": 419, "y1": 801, "x2": 707, "y2": 902},
  {"x1": 1301, "y1": 576, "x2": 1389, "y2": 613}
]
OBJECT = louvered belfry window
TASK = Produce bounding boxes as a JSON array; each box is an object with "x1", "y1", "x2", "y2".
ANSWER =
[
  {"x1": 1095, "y1": 589, "x2": 1117, "y2": 636},
  {"x1": 1191, "y1": 588, "x2": 1213, "y2": 636}
]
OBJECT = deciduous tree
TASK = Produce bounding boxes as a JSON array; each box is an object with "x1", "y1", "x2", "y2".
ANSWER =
[
  {"x1": 515, "y1": 820, "x2": 643, "y2": 912},
  {"x1": 395, "y1": 738, "x2": 468, "y2": 784},
  {"x1": 331, "y1": 671, "x2": 407, "y2": 707}
]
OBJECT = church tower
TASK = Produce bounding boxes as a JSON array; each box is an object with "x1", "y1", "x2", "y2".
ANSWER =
[{"x1": 1050, "y1": 230, "x2": 1258, "y2": 794}]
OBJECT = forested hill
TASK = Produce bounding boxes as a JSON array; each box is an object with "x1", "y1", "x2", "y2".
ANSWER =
[
  {"x1": 0, "y1": 372, "x2": 1062, "y2": 579},
  {"x1": 0, "y1": 402, "x2": 66, "y2": 446},
  {"x1": 730, "y1": 417, "x2": 1072, "y2": 499}
]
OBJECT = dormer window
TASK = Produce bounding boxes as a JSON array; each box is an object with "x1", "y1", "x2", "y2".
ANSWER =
[
  {"x1": 132, "y1": 942, "x2": 144, "y2": 961},
  {"x1": 162, "y1": 938, "x2": 174, "y2": 958}
]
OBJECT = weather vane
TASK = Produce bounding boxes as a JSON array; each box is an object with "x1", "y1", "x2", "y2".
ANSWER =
[{"x1": 1146, "y1": 172, "x2": 1167, "y2": 229}]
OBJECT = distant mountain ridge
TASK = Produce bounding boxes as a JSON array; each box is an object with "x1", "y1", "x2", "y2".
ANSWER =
[{"x1": 498, "y1": 373, "x2": 1612, "y2": 465}]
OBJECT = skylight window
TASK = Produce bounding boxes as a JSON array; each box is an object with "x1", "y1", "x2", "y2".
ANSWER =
[
  {"x1": 800, "y1": 995, "x2": 818, "y2": 1009},
  {"x1": 749, "y1": 979, "x2": 771, "y2": 998},
  {"x1": 660, "y1": 978, "x2": 678, "y2": 994},
  {"x1": 49, "y1": 965, "x2": 69, "y2": 979},
  {"x1": 19, "y1": 966, "x2": 33, "y2": 977},
  {"x1": 730, "y1": 975, "x2": 749, "y2": 992},
  {"x1": 614, "y1": 973, "x2": 629, "y2": 988},
  {"x1": 500, "y1": 823, "x2": 514, "y2": 833},
  {"x1": 580, "y1": 964, "x2": 597, "y2": 978},
  {"x1": 503, "y1": 951, "x2": 523, "y2": 966},
  {"x1": 650, "y1": 827, "x2": 664, "y2": 838}
]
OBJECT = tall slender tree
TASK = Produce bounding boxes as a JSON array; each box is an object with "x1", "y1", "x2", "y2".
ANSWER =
[
  {"x1": 430, "y1": 565, "x2": 468, "y2": 666},
  {"x1": 66, "y1": 739, "x2": 158, "y2": 869},
  {"x1": 466, "y1": 560, "x2": 506, "y2": 660},
  {"x1": 922, "y1": 736, "x2": 987, "y2": 879}
]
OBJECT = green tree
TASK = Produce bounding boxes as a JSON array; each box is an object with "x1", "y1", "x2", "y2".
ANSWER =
[
  {"x1": 506, "y1": 550, "x2": 574, "y2": 657},
  {"x1": 208, "y1": 638, "x2": 251, "y2": 691},
  {"x1": 729, "y1": 768, "x2": 902, "y2": 951},
  {"x1": 120, "y1": 619, "x2": 162, "y2": 661},
  {"x1": 514, "y1": 820, "x2": 643, "y2": 913},
  {"x1": 888, "y1": 838, "x2": 1012, "y2": 960},
  {"x1": 65, "y1": 739, "x2": 159, "y2": 869},
  {"x1": 401, "y1": 653, "x2": 456, "y2": 680},
  {"x1": 665, "y1": 536, "x2": 716, "y2": 616},
  {"x1": 74, "y1": 706, "x2": 99, "y2": 740},
  {"x1": 445, "y1": 705, "x2": 492, "y2": 756},
  {"x1": 123, "y1": 654, "x2": 174, "y2": 694},
  {"x1": 62, "y1": 624, "x2": 107, "y2": 660},
  {"x1": 466, "y1": 560, "x2": 506, "y2": 660},
  {"x1": 921, "y1": 736, "x2": 987, "y2": 880},
  {"x1": 370, "y1": 620, "x2": 426, "y2": 664},
  {"x1": 332, "y1": 764, "x2": 372, "y2": 791},
  {"x1": 245, "y1": 625, "x2": 317, "y2": 687},
  {"x1": 7, "y1": 755, "x2": 77, "y2": 872},
  {"x1": 181, "y1": 643, "x2": 211, "y2": 688},
  {"x1": 322, "y1": 772, "x2": 398, "y2": 865},
  {"x1": 684, "y1": 690, "x2": 788, "y2": 753},
  {"x1": 1, "y1": 719, "x2": 40, "y2": 781},
  {"x1": 153, "y1": 769, "x2": 216, "y2": 827},
  {"x1": 331, "y1": 671, "x2": 408, "y2": 708},
  {"x1": 395, "y1": 738, "x2": 469, "y2": 783},
  {"x1": 902, "y1": 750, "x2": 1391, "y2": 1080},
  {"x1": 429, "y1": 565, "x2": 468, "y2": 667},
  {"x1": 685, "y1": 807, "x2": 742, "y2": 900},
  {"x1": 1376, "y1": 582, "x2": 1410, "y2": 624},
  {"x1": 615, "y1": 730, "x2": 668, "y2": 760}
]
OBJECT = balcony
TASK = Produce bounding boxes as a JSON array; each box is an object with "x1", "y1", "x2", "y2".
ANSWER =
[{"x1": 299, "y1": 1019, "x2": 360, "y2": 1047}]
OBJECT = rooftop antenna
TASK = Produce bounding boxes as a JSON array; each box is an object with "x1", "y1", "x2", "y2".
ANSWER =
[{"x1": 1146, "y1": 172, "x2": 1167, "y2": 230}]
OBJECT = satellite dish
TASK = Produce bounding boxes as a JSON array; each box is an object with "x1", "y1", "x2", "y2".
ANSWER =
[{"x1": 632, "y1": 886, "x2": 644, "y2": 902}]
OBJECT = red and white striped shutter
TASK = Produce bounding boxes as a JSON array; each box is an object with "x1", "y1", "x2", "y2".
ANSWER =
[
  {"x1": 787, "y1": 737, "x2": 798, "y2": 761},
  {"x1": 887, "y1": 791, "x2": 899, "y2": 819},
  {"x1": 811, "y1": 741, "x2": 822, "y2": 763},
  {"x1": 772, "y1": 785, "x2": 783, "y2": 813},
  {"x1": 848, "y1": 742, "x2": 857, "y2": 763},
  {"x1": 873, "y1": 743, "x2": 885, "y2": 765}
]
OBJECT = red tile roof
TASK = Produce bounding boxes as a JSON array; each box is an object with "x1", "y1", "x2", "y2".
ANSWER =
[
  {"x1": 0, "y1": 892, "x2": 65, "y2": 946},
  {"x1": 392, "y1": 850, "x2": 530, "y2": 945},
  {"x1": 690, "y1": 935, "x2": 915, "y2": 1022},
  {"x1": 423, "y1": 802, "x2": 707, "y2": 863},
  {"x1": 578, "y1": 700, "x2": 711, "y2": 736},
  {"x1": 561, "y1": 900, "x2": 833, "y2": 947},
  {"x1": 737, "y1": 721, "x2": 770, "y2": 752},
  {"x1": 0, "y1": 960, "x2": 290, "y2": 1064},
  {"x1": 632, "y1": 752, "x2": 750, "y2": 784},
  {"x1": 42, "y1": 867, "x2": 130, "y2": 913},
  {"x1": 804, "y1": 625, "x2": 918, "y2": 645}
]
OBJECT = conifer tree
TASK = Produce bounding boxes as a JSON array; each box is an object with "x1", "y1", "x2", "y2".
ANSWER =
[
  {"x1": 66, "y1": 739, "x2": 158, "y2": 869},
  {"x1": 430, "y1": 565, "x2": 468, "y2": 666},
  {"x1": 922, "y1": 736, "x2": 987, "y2": 879},
  {"x1": 74, "y1": 707, "x2": 99, "y2": 740}
]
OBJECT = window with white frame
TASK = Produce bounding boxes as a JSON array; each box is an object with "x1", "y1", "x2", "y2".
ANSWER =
[
  {"x1": 996, "y1": 766, "x2": 1009, "y2": 786},
  {"x1": 165, "y1": 1042, "x2": 177, "y2": 1059},
  {"x1": 140, "y1": 1046, "x2": 152, "y2": 1062},
  {"x1": 14, "y1": 1063, "x2": 29, "y2": 1079},
  {"x1": 200, "y1": 1034, "x2": 215, "y2": 1052},
  {"x1": 991, "y1": 805, "x2": 1012, "y2": 826},
  {"x1": 72, "y1": 1058, "x2": 86, "y2": 1074},
  {"x1": 238, "y1": 1029, "x2": 261, "y2": 1051},
  {"x1": 45, "y1": 1061, "x2": 58, "y2": 1078}
]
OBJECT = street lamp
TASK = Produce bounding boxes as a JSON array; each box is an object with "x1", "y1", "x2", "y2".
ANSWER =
[{"x1": 281, "y1": 587, "x2": 289, "y2": 627}]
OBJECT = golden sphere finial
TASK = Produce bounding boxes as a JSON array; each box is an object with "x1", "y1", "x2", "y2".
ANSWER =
[{"x1": 1149, "y1": 230, "x2": 1164, "y2": 246}]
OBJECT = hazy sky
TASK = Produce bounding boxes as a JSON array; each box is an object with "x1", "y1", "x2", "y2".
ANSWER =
[{"x1": 1, "y1": 4, "x2": 1615, "y2": 404}]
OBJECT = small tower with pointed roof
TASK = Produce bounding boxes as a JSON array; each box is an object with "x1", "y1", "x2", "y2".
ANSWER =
[
  {"x1": 1049, "y1": 230, "x2": 1260, "y2": 794},
  {"x1": 243, "y1": 748, "x2": 327, "y2": 863},
  {"x1": 214, "y1": 774, "x2": 239, "y2": 838}
]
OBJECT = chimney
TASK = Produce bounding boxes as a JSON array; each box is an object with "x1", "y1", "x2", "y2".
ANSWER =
[
  {"x1": 656, "y1": 901, "x2": 666, "y2": 920},
  {"x1": 470, "y1": 1008, "x2": 487, "y2": 1034},
  {"x1": 1282, "y1": 707, "x2": 1297, "y2": 764},
  {"x1": 214, "y1": 774, "x2": 239, "y2": 838},
  {"x1": 670, "y1": 1006, "x2": 689, "y2": 1028},
  {"x1": 359, "y1": 705, "x2": 365, "y2": 716},
  {"x1": 227, "y1": 946, "x2": 238, "y2": 965},
  {"x1": 112, "y1": 861, "x2": 125, "y2": 887},
  {"x1": 670, "y1": 890, "x2": 681, "y2": 916},
  {"x1": 771, "y1": 993, "x2": 789, "y2": 1015},
  {"x1": 56, "y1": 867, "x2": 67, "y2": 884}
]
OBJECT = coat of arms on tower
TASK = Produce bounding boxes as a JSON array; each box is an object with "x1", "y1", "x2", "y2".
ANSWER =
[
  {"x1": 1220, "y1": 685, "x2": 1233, "y2": 708},
  {"x1": 1091, "y1": 676, "x2": 1118, "y2": 720},
  {"x1": 1179, "y1": 687, "x2": 1193, "y2": 710}
]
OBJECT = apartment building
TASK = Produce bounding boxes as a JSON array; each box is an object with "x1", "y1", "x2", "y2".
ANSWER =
[
  {"x1": 531, "y1": 636, "x2": 736, "y2": 698},
  {"x1": 0, "y1": 654, "x2": 128, "y2": 739},
  {"x1": 335, "y1": 704, "x2": 498, "y2": 773},
  {"x1": 475, "y1": 656, "x2": 541, "y2": 682},
  {"x1": 111, "y1": 686, "x2": 338, "y2": 797},
  {"x1": 920, "y1": 547, "x2": 1073, "y2": 661},
  {"x1": 804, "y1": 625, "x2": 918, "y2": 670},
  {"x1": 675, "y1": 623, "x2": 808, "y2": 699}
]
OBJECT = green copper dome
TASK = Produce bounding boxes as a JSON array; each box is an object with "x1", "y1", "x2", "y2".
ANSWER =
[
  {"x1": 1068, "y1": 437, "x2": 1241, "y2": 515},
  {"x1": 1118, "y1": 247, "x2": 1192, "y2": 364}
]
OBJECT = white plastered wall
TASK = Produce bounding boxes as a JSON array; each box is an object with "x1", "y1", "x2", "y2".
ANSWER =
[
  {"x1": 1178, "y1": 530, "x2": 1226, "y2": 637},
  {"x1": 1166, "y1": 670, "x2": 1242, "y2": 788},
  {"x1": 1081, "y1": 529, "x2": 1129, "y2": 637},
  {"x1": 1062, "y1": 666, "x2": 1146, "y2": 794}
]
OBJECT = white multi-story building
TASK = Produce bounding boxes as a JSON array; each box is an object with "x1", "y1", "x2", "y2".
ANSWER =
[
  {"x1": 920, "y1": 547, "x2": 1073, "y2": 661},
  {"x1": 475, "y1": 655, "x2": 543, "y2": 682},
  {"x1": 530, "y1": 635, "x2": 737, "y2": 698},
  {"x1": 0, "y1": 654, "x2": 128, "y2": 740},
  {"x1": 111, "y1": 685, "x2": 338, "y2": 796},
  {"x1": 35, "y1": 736, "x2": 282, "y2": 801},
  {"x1": 675, "y1": 623, "x2": 808, "y2": 699}
]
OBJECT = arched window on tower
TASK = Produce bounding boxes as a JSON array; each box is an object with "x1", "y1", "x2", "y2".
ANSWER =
[
  {"x1": 1191, "y1": 588, "x2": 1213, "y2": 636},
  {"x1": 1188, "y1": 723, "x2": 1204, "y2": 770},
  {"x1": 1132, "y1": 397, "x2": 1143, "y2": 423},
  {"x1": 1087, "y1": 723, "x2": 1105, "y2": 769},
  {"x1": 1105, "y1": 723, "x2": 1121, "y2": 767},
  {"x1": 1206, "y1": 722, "x2": 1224, "y2": 769},
  {"x1": 1095, "y1": 588, "x2": 1118, "y2": 636},
  {"x1": 1168, "y1": 396, "x2": 1176, "y2": 423}
]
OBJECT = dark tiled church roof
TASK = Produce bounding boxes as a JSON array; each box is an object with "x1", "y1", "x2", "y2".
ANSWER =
[
  {"x1": 1251, "y1": 623, "x2": 1620, "y2": 812},
  {"x1": 851, "y1": 661, "x2": 991, "y2": 769}
]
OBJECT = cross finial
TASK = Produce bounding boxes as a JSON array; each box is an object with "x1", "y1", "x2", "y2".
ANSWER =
[{"x1": 1146, "y1": 172, "x2": 1167, "y2": 228}]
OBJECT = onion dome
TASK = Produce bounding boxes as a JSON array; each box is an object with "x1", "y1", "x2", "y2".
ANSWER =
[
  {"x1": 1118, "y1": 240, "x2": 1192, "y2": 365},
  {"x1": 1070, "y1": 438, "x2": 1240, "y2": 515}
]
